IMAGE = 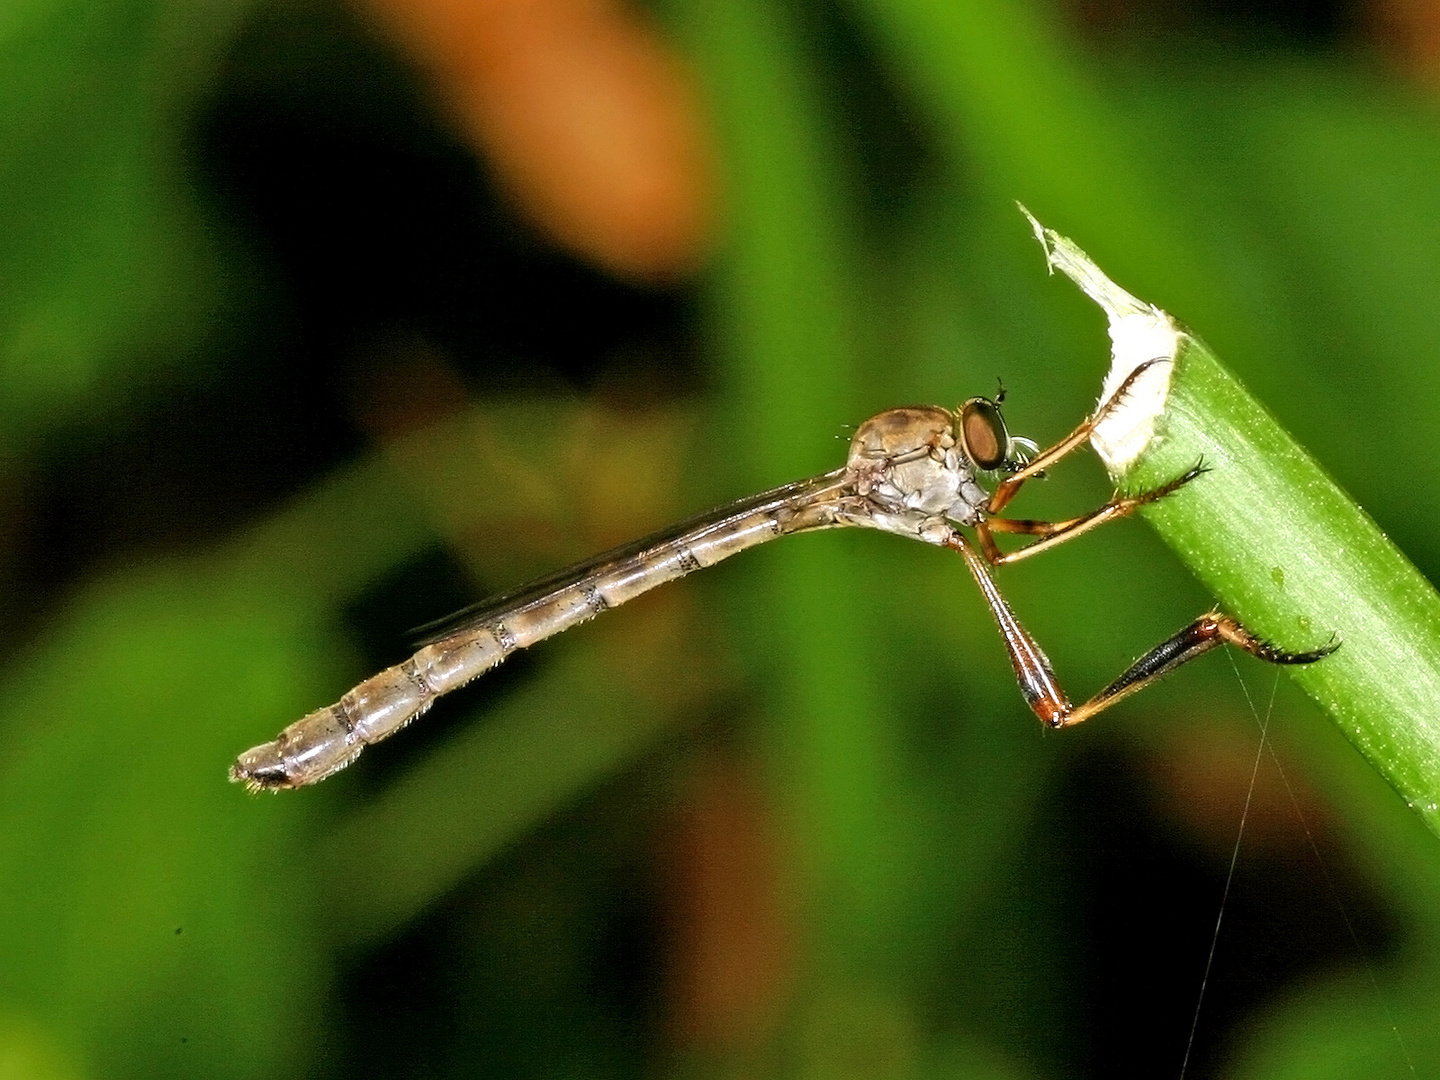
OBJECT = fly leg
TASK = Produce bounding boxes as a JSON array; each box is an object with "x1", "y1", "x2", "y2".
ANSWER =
[
  {"x1": 1050, "y1": 613, "x2": 1338, "y2": 727},
  {"x1": 987, "y1": 357, "x2": 1171, "y2": 515},
  {"x1": 943, "y1": 532, "x2": 1337, "y2": 728},
  {"x1": 976, "y1": 461, "x2": 1205, "y2": 566}
]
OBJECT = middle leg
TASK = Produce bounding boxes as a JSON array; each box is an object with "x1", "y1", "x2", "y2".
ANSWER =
[{"x1": 976, "y1": 461, "x2": 1205, "y2": 566}]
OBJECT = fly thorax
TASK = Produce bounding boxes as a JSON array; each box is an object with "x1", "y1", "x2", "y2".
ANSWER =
[{"x1": 847, "y1": 406, "x2": 987, "y2": 526}]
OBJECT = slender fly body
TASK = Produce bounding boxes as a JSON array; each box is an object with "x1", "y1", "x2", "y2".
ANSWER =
[{"x1": 231, "y1": 360, "x2": 1336, "y2": 792}]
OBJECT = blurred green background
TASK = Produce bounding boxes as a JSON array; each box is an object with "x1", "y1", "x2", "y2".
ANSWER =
[{"x1": 3, "y1": 0, "x2": 1440, "y2": 1077}]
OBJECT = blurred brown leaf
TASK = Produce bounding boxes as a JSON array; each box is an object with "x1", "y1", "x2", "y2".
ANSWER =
[{"x1": 354, "y1": 0, "x2": 715, "y2": 281}]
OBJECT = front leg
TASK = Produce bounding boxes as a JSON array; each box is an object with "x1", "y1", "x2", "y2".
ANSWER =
[{"x1": 987, "y1": 357, "x2": 1172, "y2": 516}]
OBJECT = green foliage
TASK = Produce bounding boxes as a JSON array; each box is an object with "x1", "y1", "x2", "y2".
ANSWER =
[
  {"x1": 1124, "y1": 336, "x2": 1440, "y2": 838},
  {"x1": 0, "y1": 0, "x2": 247, "y2": 446},
  {"x1": 4, "y1": 0, "x2": 1440, "y2": 1077}
]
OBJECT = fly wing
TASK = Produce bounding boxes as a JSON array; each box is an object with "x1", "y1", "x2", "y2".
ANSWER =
[{"x1": 413, "y1": 468, "x2": 853, "y2": 645}]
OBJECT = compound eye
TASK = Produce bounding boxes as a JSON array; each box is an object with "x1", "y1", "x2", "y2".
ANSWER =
[{"x1": 959, "y1": 397, "x2": 1010, "y2": 471}]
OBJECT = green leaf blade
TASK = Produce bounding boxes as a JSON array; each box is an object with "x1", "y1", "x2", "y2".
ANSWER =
[{"x1": 1129, "y1": 334, "x2": 1440, "y2": 835}]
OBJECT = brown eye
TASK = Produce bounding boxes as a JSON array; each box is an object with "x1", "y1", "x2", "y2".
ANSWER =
[{"x1": 959, "y1": 397, "x2": 1010, "y2": 470}]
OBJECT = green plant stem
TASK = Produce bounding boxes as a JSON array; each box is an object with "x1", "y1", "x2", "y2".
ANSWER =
[
  {"x1": 1030, "y1": 212, "x2": 1440, "y2": 836},
  {"x1": 1118, "y1": 327, "x2": 1440, "y2": 837}
]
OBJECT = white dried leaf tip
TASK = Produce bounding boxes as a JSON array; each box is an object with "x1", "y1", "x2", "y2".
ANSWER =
[{"x1": 1019, "y1": 204, "x2": 1181, "y2": 476}]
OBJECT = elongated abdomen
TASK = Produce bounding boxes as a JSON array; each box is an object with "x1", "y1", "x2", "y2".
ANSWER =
[
  {"x1": 228, "y1": 629, "x2": 508, "y2": 790},
  {"x1": 230, "y1": 478, "x2": 847, "y2": 791}
]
